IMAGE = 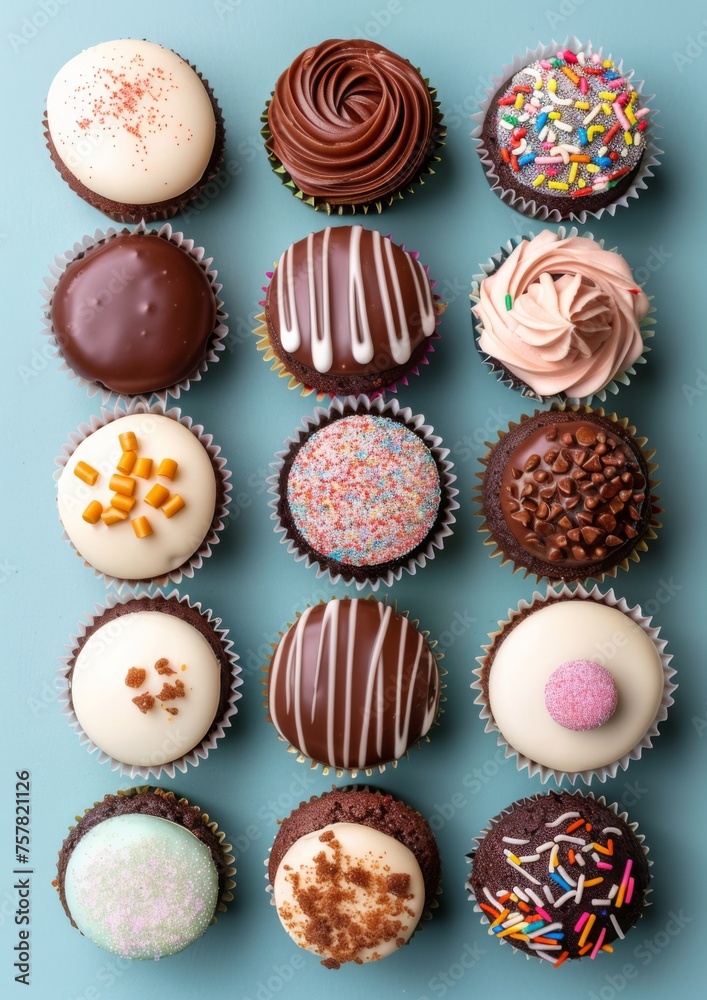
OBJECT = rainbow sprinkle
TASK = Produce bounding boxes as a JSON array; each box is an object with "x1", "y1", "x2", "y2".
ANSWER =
[
  {"x1": 493, "y1": 47, "x2": 648, "y2": 199},
  {"x1": 286, "y1": 414, "x2": 441, "y2": 568}
]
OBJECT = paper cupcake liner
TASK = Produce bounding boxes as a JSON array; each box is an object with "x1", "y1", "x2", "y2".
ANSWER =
[
  {"x1": 53, "y1": 399, "x2": 232, "y2": 590},
  {"x1": 61, "y1": 786, "x2": 236, "y2": 912},
  {"x1": 268, "y1": 395, "x2": 459, "y2": 591},
  {"x1": 43, "y1": 56, "x2": 226, "y2": 224},
  {"x1": 264, "y1": 785, "x2": 442, "y2": 938},
  {"x1": 470, "y1": 227, "x2": 656, "y2": 405},
  {"x1": 254, "y1": 241, "x2": 445, "y2": 400},
  {"x1": 262, "y1": 596, "x2": 446, "y2": 778},
  {"x1": 40, "y1": 220, "x2": 229, "y2": 405},
  {"x1": 60, "y1": 588, "x2": 243, "y2": 780},
  {"x1": 470, "y1": 37, "x2": 662, "y2": 223},
  {"x1": 474, "y1": 403, "x2": 661, "y2": 585},
  {"x1": 465, "y1": 790, "x2": 651, "y2": 962},
  {"x1": 471, "y1": 582, "x2": 676, "y2": 785},
  {"x1": 261, "y1": 78, "x2": 445, "y2": 216}
]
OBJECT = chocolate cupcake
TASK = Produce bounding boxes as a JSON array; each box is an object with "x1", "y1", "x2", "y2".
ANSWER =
[
  {"x1": 468, "y1": 790, "x2": 650, "y2": 965},
  {"x1": 55, "y1": 403, "x2": 231, "y2": 586},
  {"x1": 62, "y1": 591, "x2": 242, "y2": 778},
  {"x1": 269, "y1": 396, "x2": 458, "y2": 589},
  {"x1": 43, "y1": 225, "x2": 227, "y2": 401},
  {"x1": 471, "y1": 228, "x2": 654, "y2": 403},
  {"x1": 263, "y1": 38, "x2": 444, "y2": 214},
  {"x1": 255, "y1": 225, "x2": 441, "y2": 397},
  {"x1": 473, "y1": 584, "x2": 675, "y2": 783},
  {"x1": 268, "y1": 787, "x2": 441, "y2": 967},
  {"x1": 472, "y1": 41, "x2": 660, "y2": 222},
  {"x1": 55, "y1": 788, "x2": 235, "y2": 959},
  {"x1": 476, "y1": 406, "x2": 660, "y2": 583},
  {"x1": 266, "y1": 598, "x2": 442, "y2": 775},
  {"x1": 45, "y1": 39, "x2": 225, "y2": 223}
]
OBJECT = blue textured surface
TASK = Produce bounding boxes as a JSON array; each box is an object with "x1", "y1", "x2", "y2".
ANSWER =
[{"x1": 1, "y1": 0, "x2": 704, "y2": 995}]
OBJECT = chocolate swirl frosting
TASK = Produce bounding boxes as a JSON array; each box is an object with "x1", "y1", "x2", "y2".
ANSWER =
[{"x1": 266, "y1": 39, "x2": 437, "y2": 206}]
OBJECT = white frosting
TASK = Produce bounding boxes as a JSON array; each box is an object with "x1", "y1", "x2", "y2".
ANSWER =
[
  {"x1": 57, "y1": 414, "x2": 216, "y2": 581},
  {"x1": 47, "y1": 39, "x2": 215, "y2": 204},
  {"x1": 72, "y1": 610, "x2": 221, "y2": 767},
  {"x1": 488, "y1": 600, "x2": 664, "y2": 773},
  {"x1": 274, "y1": 822, "x2": 424, "y2": 964}
]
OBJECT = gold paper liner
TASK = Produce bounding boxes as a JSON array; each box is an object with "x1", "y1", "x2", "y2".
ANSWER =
[
  {"x1": 261, "y1": 595, "x2": 446, "y2": 778},
  {"x1": 473, "y1": 403, "x2": 661, "y2": 584}
]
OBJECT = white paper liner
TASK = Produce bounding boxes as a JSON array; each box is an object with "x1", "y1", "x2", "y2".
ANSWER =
[
  {"x1": 470, "y1": 227, "x2": 656, "y2": 404},
  {"x1": 267, "y1": 395, "x2": 459, "y2": 591},
  {"x1": 471, "y1": 583, "x2": 676, "y2": 784},
  {"x1": 53, "y1": 399, "x2": 232, "y2": 591},
  {"x1": 470, "y1": 37, "x2": 662, "y2": 223},
  {"x1": 40, "y1": 220, "x2": 228, "y2": 405},
  {"x1": 59, "y1": 588, "x2": 243, "y2": 780},
  {"x1": 254, "y1": 239, "x2": 444, "y2": 400},
  {"x1": 466, "y1": 790, "x2": 652, "y2": 962},
  {"x1": 262, "y1": 596, "x2": 446, "y2": 778}
]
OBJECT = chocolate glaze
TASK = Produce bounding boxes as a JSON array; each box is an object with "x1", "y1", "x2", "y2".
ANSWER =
[
  {"x1": 265, "y1": 226, "x2": 435, "y2": 395},
  {"x1": 266, "y1": 39, "x2": 436, "y2": 207},
  {"x1": 51, "y1": 233, "x2": 217, "y2": 395},
  {"x1": 267, "y1": 599, "x2": 440, "y2": 770}
]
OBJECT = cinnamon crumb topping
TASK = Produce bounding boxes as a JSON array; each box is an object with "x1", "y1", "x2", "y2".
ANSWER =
[
  {"x1": 154, "y1": 657, "x2": 176, "y2": 675},
  {"x1": 125, "y1": 667, "x2": 146, "y2": 688},
  {"x1": 156, "y1": 679, "x2": 185, "y2": 702},
  {"x1": 132, "y1": 692, "x2": 155, "y2": 714}
]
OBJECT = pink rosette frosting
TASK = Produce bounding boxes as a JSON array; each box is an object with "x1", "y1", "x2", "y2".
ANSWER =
[{"x1": 474, "y1": 230, "x2": 649, "y2": 399}]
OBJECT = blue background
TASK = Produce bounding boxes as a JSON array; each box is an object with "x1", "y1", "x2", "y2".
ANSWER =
[{"x1": 1, "y1": 0, "x2": 704, "y2": 996}]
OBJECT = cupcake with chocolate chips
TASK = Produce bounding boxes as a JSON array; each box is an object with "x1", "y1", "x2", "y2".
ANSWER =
[
  {"x1": 268, "y1": 787, "x2": 441, "y2": 967},
  {"x1": 476, "y1": 406, "x2": 660, "y2": 583},
  {"x1": 473, "y1": 584, "x2": 675, "y2": 783},
  {"x1": 467, "y1": 790, "x2": 650, "y2": 965}
]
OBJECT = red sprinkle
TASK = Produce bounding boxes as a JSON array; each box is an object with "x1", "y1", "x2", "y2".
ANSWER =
[
  {"x1": 604, "y1": 122, "x2": 621, "y2": 144},
  {"x1": 571, "y1": 186, "x2": 594, "y2": 197},
  {"x1": 500, "y1": 147, "x2": 511, "y2": 163},
  {"x1": 510, "y1": 154, "x2": 520, "y2": 172},
  {"x1": 562, "y1": 50, "x2": 578, "y2": 64},
  {"x1": 637, "y1": 120, "x2": 648, "y2": 131},
  {"x1": 513, "y1": 85, "x2": 532, "y2": 93},
  {"x1": 498, "y1": 96, "x2": 517, "y2": 106}
]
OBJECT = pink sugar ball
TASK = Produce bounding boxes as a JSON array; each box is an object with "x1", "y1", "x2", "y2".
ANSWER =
[{"x1": 544, "y1": 659, "x2": 618, "y2": 731}]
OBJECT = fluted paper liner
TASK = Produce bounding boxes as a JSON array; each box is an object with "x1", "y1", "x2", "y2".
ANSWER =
[
  {"x1": 54, "y1": 399, "x2": 232, "y2": 590},
  {"x1": 471, "y1": 583, "x2": 676, "y2": 784},
  {"x1": 470, "y1": 227, "x2": 656, "y2": 404},
  {"x1": 41, "y1": 221, "x2": 228, "y2": 405},
  {"x1": 60, "y1": 588, "x2": 243, "y2": 780},
  {"x1": 470, "y1": 37, "x2": 662, "y2": 223},
  {"x1": 268, "y1": 395, "x2": 459, "y2": 591}
]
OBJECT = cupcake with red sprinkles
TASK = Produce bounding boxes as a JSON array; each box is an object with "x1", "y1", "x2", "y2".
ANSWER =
[
  {"x1": 472, "y1": 39, "x2": 660, "y2": 221},
  {"x1": 269, "y1": 397, "x2": 458, "y2": 589}
]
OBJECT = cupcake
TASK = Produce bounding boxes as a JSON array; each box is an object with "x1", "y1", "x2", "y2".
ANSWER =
[
  {"x1": 269, "y1": 397, "x2": 458, "y2": 589},
  {"x1": 63, "y1": 591, "x2": 242, "y2": 778},
  {"x1": 467, "y1": 790, "x2": 650, "y2": 966},
  {"x1": 44, "y1": 224, "x2": 227, "y2": 401},
  {"x1": 266, "y1": 597, "x2": 442, "y2": 774},
  {"x1": 263, "y1": 38, "x2": 444, "y2": 214},
  {"x1": 268, "y1": 787, "x2": 441, "y2": 967},
  {"x1": 476, "y1": 406, "x2": 660, "y2": 583},
  {"x1": 471, "y1": 228, "x2": 653, "y2": 402},
  {"x1": 55, "y1": 406, "x2": 230, "y2": 585},
  {"x1": 472, "y1": 42, "x2": 658, "y2": 221},
  {"x1": 473, "y1": 584, "x2": 675, "y2": 783},
  {"x1": 55, "y1": 788, "x2": 235, "y2": 960},
  {"x1": 45, "y1": 39, "x2": 225, "y2": 222},
  {"x1": 255, "y1": 225, "x2": 440, "y2": 397}
]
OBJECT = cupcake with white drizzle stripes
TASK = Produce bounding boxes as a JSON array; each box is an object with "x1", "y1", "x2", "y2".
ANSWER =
[
  {"x1": 254, "y1": 225, "x2": 443, "y2": 397},
  {"x1": 264, "y1": 597, "x2": 443, "y2": 776},
  {"x1": 467, "y1": 790, "x2": 650, "y2": 967}
]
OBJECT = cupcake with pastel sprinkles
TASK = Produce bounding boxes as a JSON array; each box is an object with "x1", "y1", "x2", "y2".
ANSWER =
[
  {"x1": 467, "y1": 790, "x2": 650, "y2": 965},
  {"x1": 269, "y1": 397, "x2": 458, "y2": 588},
  {"x1": 55, "y1": 788, "x2": 235, "y2": 959},
  {"x1": 44, "y1": 39, "x2": 225, "y2": 222},
  {"x1": 472, "y1": 584, "x2": 675, "y2": 783},
  {"x1": 472, "y1": 41, "x2": 660, "y2": 220}
]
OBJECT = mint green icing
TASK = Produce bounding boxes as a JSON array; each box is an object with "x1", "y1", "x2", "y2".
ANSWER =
[{"x1": 64, "y1": 814, "x2": 219, "y2": 960}]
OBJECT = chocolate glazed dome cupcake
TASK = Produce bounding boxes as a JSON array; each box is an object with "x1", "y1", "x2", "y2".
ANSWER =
[
  {"x1": 263, "y1": 38, "x2": 444, "y2": 213},
  {"x1": 477, "y1": 406, "x2": 660, "y2": 582}
]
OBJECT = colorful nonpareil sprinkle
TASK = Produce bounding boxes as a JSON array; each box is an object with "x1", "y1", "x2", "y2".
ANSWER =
[
  {"x1": 285, "y1": 414, "x2": 441, "y2": 567},
  {"x1": 492, "y1": 48, "x2": 649, "y2": 199}
]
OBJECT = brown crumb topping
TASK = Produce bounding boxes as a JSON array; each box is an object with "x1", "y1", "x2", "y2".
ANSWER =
[
  {"x1": 156, "y1": 679, "x2": 185, "y2": 702},
  {"x1": 125, "y1": 667, "x2": 146, "y2": 688},
  {"x1": 154, "y1": 657, "x2": 176, "y2": 675},
  {"x1": 132, "y1": 692, "x2": 155, "y2": 714},
  {"x1": 165, "y1": 707, "x2": 179, "y2": 716}
]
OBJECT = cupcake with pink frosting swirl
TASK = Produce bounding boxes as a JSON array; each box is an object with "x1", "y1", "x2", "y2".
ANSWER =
[{"x1": 471, "y1": 228, "x2": 652, "y2": 402}]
